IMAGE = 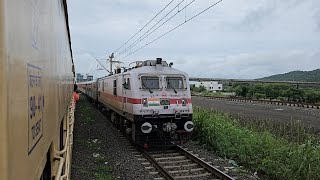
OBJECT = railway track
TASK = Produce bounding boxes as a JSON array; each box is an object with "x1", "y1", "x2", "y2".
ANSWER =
[
  {"x1": 137, "y1": 146, "x2": 235, "y2": 180},
  {"x1": 109, "y1": 108, "x2": 235, "y2": 180},
  {"x1": 193, "y1": 95, "x2": 320, "y2": 109}
]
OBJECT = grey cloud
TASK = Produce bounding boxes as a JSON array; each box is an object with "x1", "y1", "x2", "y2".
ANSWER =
[
  {"x1": 225, "y1": 0, "x2": 317, "y2": 32},
  {"x1": 174, "y1": 49, "x2": 320, "y2": 79},
  {"x1": 69, "y1": 0, "x2": 320, "y2": 79}
]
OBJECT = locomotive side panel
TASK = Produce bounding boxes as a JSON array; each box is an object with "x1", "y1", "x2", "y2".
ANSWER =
[
  {"x1": 98, "y1": 76, "x2": 125, "y2": 115},
  {"x1": 122, "y1": 73, "x2": 135, "y2": 120},
  {"x1": 0, "y1": 0, "x2": 74, "y2": 179}
]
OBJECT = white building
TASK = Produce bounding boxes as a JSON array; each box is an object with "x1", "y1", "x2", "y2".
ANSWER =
[{"x1": 195, "y1": 81, "x2": 223, "y2": 92}]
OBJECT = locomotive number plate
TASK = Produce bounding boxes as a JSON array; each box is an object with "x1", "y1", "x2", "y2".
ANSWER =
[{"x1": 27, "y1": 64, "x2": 44, "y2": 154}]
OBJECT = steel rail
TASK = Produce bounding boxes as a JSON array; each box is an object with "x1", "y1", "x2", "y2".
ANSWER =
[
  {"x1": 138, "y1": 147, "x2": 175, "y2": 180},
  {"x1": 193, "y1": 95, "x2": 320, "y2": 109},
  {"x1": 189, "y1": 77, "x2": 320, "y2": 86},
  {"x1": 176, "y1": 146, "x2": 235, "y2": 180}
]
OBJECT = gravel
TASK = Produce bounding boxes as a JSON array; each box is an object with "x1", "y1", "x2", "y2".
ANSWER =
[
  {"x1": 192, "y1": 96, "x2": 320, "y2": 130},
  {"x1": 71, "y1": 95, "x2": 152, "y2": 180}
]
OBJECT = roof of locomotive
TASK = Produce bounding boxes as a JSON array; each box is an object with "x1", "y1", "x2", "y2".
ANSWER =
[
  {"x1": 98, "y1": 59, "x2": 189, "y2": 80},
  {"x1": 126, "y1": 65, "x2": 188, "y2": 76}
]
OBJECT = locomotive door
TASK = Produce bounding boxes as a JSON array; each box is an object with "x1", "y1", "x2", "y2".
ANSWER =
[{"x1": 122, "y1": 75, "x2": 128, "y2": 113}]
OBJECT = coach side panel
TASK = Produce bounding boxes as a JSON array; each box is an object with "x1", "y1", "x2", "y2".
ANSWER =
[
  {"x1": 0, "y1": 0, "x2": 8, "y2": 178},
  {"x1": 2, "y1": 1, "x2": 74, "y2": 180}
]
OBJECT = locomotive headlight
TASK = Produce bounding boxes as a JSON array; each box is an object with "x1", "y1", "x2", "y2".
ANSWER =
[
  {"x1": 184, "y1": 121, "x2": 194, "y2": 132},
  {"x1": 142, "y1": 98, "x2": 148, "y2": 107},
  {"x1": 182, "y1": 98, "x2": 187, "y2": 106},
  {"x1": 141, "y1": 122, "x2": 152, "y2": 133}
]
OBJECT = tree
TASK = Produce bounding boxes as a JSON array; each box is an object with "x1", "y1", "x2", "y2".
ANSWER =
[{"x1": 199, "y1": 85, "x2": 206, "y2": 92}]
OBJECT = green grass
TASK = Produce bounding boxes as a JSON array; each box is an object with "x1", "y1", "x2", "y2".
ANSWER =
[
  {"x1": 77, "y1": 103, "x2": 95, "y2": 124},
  {"x1": 193, "y1": 107, "x2": 320, "y2": 180},
  {"x1": 94, "y1": 156, "x2": 115, "y2": 180}
]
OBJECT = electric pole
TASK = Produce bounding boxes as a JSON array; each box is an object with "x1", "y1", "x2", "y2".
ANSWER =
[{"x1": 109, "y1": 53, "x2": 114, "y2": 75}]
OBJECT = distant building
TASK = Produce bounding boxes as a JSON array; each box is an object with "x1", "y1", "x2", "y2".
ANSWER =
[
  {"x1": 86, "y1": 75, "x2": 93, "y2": 81},
  {"x1": 76, "y1": 73, "x2": 93, "y2": 82},
  {"x1": 76, "y1": 73, "x2": 84, "y2": 82},
  {"x1": 195, "y1": 81, "x2": 223, "y2": 92}
]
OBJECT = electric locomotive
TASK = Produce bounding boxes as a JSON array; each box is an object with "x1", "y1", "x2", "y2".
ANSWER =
[{"x1": 80, "y1": 58, "x2": 194, "y2": 147}]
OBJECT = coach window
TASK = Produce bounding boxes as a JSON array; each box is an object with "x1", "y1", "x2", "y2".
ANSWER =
[
  {"x1": 113, "y1": 79, "x2": 117, "y2": 96},
  {"x1": 102, "y1": 81, "x2": 104, "y2": 92}
]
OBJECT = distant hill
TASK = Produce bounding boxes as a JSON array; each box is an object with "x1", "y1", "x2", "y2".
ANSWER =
[{"x1": 258, "y1": 69, "x2": 320, "y2": 82}]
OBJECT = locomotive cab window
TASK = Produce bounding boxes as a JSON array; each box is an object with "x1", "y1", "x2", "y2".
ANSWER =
[
  {"x1": 166, "y1": 77, "x2": 184, "y2": 89},
  {"x1": 141, "y1": 76, "x2": 160, "y2": 89}
]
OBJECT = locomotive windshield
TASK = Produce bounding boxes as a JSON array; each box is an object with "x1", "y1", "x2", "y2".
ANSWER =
[
  {"x1": 166, "y1": 77, "x2": 184, "y2": 89},
  {"x1": 141, "y1": 76, "x2": 160, "y2": 89}
]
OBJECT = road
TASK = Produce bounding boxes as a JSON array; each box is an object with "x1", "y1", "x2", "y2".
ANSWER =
[{"x1": 192, "y1": 96, "x2": 320, "y2": 130}]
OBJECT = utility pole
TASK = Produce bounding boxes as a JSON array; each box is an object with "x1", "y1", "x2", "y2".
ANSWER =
[{"x1": 109, "y1": 53, "x2": 114, "y2": 75}]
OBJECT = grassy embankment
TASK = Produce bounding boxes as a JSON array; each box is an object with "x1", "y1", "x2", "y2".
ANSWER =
[{"x1": 193, "y1": 107, "x2": 320, "y2": 180}]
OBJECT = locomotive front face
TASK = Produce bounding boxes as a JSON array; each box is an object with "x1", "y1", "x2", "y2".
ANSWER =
[
  {"x1": 132, "y1": 73, "x2": 193, "y2": 147},
  {"x1": 138, "y1": 74, "x2": 192, "y2": 116}
]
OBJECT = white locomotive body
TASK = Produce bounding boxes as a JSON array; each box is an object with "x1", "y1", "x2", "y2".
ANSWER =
[{"x1": 81, "y1": 58, "x2": 194, "y2": 147}]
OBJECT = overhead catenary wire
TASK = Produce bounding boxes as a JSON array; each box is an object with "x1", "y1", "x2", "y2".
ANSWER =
[
  {"x1": 117, "y1": 0, "x2": 196, "y2": 58},
  {"x1": 119, "y1": 0, "x2": 224, "y2": 60},
  {"x1": 87, "y1": 62, "x2": 98, "y2": 75},
  {"x1": 112, "y1": 0, "x2": 175, "y2": 54},
  {"x1": 87, "y1": 60, "x2": 109, "y2": 75},
  {"x1": 88, "y1": 54, "x2": 110, "y2": 73},
  {"x1": 116, "y1": 0, "x2": 187, "y2": 57}
]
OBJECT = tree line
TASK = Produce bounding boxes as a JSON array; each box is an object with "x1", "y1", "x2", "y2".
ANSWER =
[
  {"x1": 190, "y1": 83, "x2": 320, "y2": 103},
  {"x1": 231, "y1": 84, "x2": 320, "y2": 103}
]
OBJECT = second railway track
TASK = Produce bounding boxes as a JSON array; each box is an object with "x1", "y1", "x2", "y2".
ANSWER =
[{"x1": 193, "y1": 95, "x2": 320, "y2": 109}]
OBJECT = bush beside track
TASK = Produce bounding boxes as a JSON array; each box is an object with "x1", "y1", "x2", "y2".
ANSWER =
[{"x1": 193, "y1": 107, "x2": 320, "y2": 180}]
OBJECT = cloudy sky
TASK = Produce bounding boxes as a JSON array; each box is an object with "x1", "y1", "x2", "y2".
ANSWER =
[{"x1": 68, "y1": 0, "x2": 320, "y2": 79}]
